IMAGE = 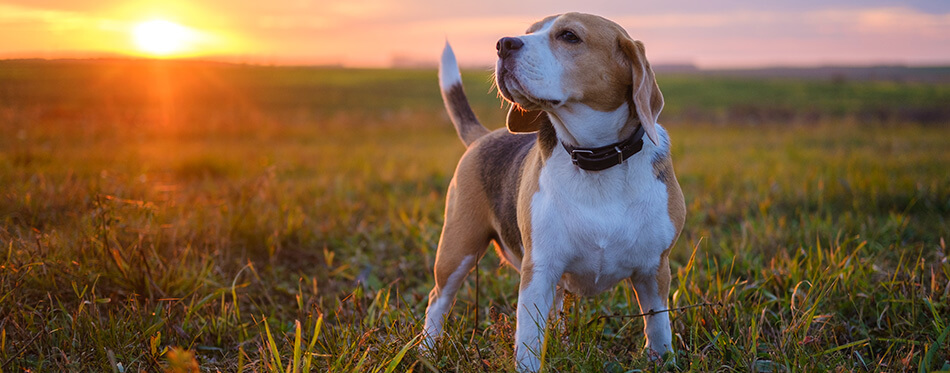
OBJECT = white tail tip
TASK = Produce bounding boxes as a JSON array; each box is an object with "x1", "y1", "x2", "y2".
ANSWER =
[{"x1": 439, "y1": 41, "x2": 462, "y2": 89}]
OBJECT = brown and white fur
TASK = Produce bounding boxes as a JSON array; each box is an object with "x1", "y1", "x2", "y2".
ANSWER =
[{"x1": 422, "y1": 13, "x2": 685, "y2": 371}]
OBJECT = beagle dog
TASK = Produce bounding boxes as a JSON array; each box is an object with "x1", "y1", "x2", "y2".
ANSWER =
[{"x1": 422, "y1": 13, "x2": 685, "y2": 371}]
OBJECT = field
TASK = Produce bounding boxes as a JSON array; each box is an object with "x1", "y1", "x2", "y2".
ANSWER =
[{"x1": 1, "y1": 59, "x2": 949, "y2": 372}]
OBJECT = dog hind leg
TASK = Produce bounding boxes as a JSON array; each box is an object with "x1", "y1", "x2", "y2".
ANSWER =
[{"x1": 422, "y1": 180, "x2": 492, "y2": 350}]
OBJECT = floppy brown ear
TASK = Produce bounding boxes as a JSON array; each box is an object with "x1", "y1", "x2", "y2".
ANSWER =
[
  {"x1": 506, "y1": 106, "x2": 546, "y2": 133},
  {"x1": 620, "y1": 38, "x2": 664, "y2": 145}
]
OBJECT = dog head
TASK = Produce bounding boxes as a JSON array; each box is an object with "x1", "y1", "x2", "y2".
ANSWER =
[{"x1": 495, "y1": 13, "x2": 664, "y2": 145}]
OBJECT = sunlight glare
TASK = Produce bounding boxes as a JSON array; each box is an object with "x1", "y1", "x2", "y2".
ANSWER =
[{"x1": 133, "y1": 19, "x2": 191, "y2": 56}]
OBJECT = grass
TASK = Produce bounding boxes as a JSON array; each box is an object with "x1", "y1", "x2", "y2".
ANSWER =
[{"x1": 0, "y1": 59, "x2": 948, "y2": 372}]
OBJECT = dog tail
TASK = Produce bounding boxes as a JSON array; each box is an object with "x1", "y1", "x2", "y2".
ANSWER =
[{"x1": 440, "y1": 41, "x2": 489, "y2": 147}]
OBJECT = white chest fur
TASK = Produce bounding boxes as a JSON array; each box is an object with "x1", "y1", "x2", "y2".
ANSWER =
[{"x1": 528, "y1": 126, "x2": 676, "y2": 296}]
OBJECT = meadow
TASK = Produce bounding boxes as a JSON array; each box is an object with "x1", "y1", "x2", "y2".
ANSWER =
[{"x1": 0, "y1": 59, "x2": 949, "y2": 372}]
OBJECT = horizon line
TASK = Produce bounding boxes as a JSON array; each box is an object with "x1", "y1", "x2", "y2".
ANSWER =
[{"x1": 3, "y1": 55, "x2": 950, "y2": 71}]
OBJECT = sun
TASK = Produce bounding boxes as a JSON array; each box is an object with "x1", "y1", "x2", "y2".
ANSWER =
[{"x1": 133, "y1": 19, "x2": 191, "y2": 56}]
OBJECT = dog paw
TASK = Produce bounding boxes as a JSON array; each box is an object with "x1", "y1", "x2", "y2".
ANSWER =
[
  {"x1": 645, "y1": 344, "x2": 675, "y2": 364},
  {"x1": 418, "y1": 335, "x2": 437, "y2": 354}
]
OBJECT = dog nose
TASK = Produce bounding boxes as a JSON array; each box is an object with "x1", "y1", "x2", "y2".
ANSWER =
[{"x1": 496, "y1": 37, "x2": 524, "y2": 58}]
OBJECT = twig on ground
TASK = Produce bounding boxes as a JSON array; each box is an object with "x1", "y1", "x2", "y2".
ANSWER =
[{"x1": 587, "y1": 301, "x2": 722, "y2": 326}]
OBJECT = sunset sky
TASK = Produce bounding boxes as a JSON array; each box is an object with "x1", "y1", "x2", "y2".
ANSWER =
[{"x1": 1, "y1": 0, "x2": 948, "y2": 68}]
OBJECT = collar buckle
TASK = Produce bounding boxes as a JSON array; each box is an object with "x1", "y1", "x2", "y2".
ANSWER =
[{"x1": 570, "y1": 149, "x2": 594, "y2": 165}]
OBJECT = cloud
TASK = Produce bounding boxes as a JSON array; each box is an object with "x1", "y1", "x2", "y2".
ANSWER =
[
  {"x1": 821, "y1": 7, "x2": 950, "y2": 37},
  {"x1": 0, "y1": 3, "x2": 97, "y2": 29}
]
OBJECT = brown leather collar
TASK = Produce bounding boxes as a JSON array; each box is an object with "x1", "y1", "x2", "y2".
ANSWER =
[{"x1": 561, "y1": 125, "x2": 646, "y2": 171}]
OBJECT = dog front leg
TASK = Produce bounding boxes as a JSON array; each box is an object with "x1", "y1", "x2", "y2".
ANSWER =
[
  {"x1": 514, "y1": 263, "x2": 561, "y2": 372},
  {"x1": 630, "y1": 261, "x2": 673, "y2": 360}
]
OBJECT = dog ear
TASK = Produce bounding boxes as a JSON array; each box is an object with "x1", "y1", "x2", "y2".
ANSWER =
[
  {"x1": 506, "y1": 106, "x2": 546, "y2": 133},
  {"x1": 620, "y1": 38, "x2": 664, "y2": 146}
]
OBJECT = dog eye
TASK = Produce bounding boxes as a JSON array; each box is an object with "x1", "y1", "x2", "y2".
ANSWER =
[{"x1": 558, "y1": 30, "x2": 581, "y2": 44}]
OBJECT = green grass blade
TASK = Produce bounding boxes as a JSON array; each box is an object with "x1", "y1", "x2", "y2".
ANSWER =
[
  {"x1": 292, "y1": 319, "x2": 302, "y2": 373},
  {"x1": 384, "y1": 334, "x2": 420, "y2": 373},
  {"x1": 232, "y1": 263, "x2": 255, "y2": 340},
  {"x1": 817, "y1": 338, "x2": 868, "y2": 356},
  {"x1": 182, "y1": 287, "x2": 227, "y2": 327},
  {"x1": 352, "y1": 348, "x2": 371, "y2": 372},
  {"x1": 302, "y1": 315, "x2": 323, "y2": 373},
  {"x1": 264, "y1": 318, "x2": 286, "y2": 373},
  {"x1": 307, "y1": 315, "x2": 323, "y2": 352},
  {"x1": 920, "y1": 320, "x2": 950, "y2": 373}
]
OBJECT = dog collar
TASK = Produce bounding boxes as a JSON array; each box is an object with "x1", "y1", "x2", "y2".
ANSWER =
[{"x1": 561, "y1": 125, "x2": 646, "y2": 171}]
